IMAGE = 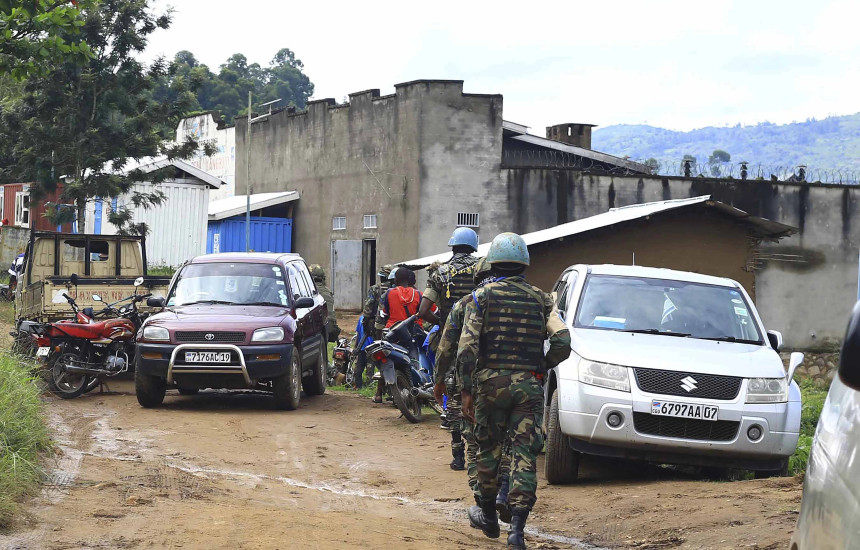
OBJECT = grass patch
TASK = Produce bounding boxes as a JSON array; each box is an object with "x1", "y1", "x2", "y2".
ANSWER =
[
  {"x1": 789, "y1": 378, "x2": 829, "y2": 475},
  {"x1": 0, "y1": 301, "x2": 14, "y2": 327},
  {"x1": 0, "y1": 352, "x2": 50, "y2": 530},
  {"x1": 148, "y1": 265, "x2": 176, "y2": 277}
]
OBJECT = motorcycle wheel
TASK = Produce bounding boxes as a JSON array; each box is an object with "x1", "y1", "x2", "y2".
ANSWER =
[
  {"x1": 389, "y1": 371, "x2": 422, "y2": 423},
  {"x1": 345, "y1": 357, "x2": 357, "y2": 387},
  {"x1": 48, "y1": 352, "x2": 91, "y2": 399}
]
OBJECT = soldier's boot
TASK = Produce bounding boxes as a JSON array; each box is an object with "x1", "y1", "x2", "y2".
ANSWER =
[
  {"x1": 468, "y1": 498, "x2": 500, "y2": 539},
  {"x1": 450, "y1": 447, "x2": 465, "y2": 471},
  {"x1": 495, "y1": 474, "x2": 511, "y2": 523},
  {"x1": 507, "y1": 508, "x2": 529, "y2": 550}
]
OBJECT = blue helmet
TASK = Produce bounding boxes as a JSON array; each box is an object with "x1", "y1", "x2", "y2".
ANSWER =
[
  {"x1": 448, "y1": 227, "x2": 478, "y2": 251},
  {"x1": 388, "y1": 267, "x2": 398, "y2": 280},
  {"x1": 486, "y1": 232, "x2": 530, "y2": 266}
]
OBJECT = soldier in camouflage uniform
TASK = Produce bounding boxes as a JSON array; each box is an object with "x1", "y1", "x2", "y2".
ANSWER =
[
  {"x1": 459, "y1": 233, "x2": 571, "y2": 550},
  {"x1": 354, "y1": 264, "x2": 394, "y2": 388},
  {"x1": 420, "y1": 227, "x2": 479, "y2": 471},
  {"x1": 309, "y1": 264, "x2": 340, "y2": 342},
  {"x1": 433, "y1": 258, "x2": 515, "y2": 517}
]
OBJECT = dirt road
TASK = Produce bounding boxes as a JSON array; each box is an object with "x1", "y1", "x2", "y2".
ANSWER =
[{"x1": 0, "y1": 382, "x2": 800, "y2": 550}]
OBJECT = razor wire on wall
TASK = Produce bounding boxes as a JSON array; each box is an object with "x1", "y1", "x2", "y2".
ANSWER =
[{"x1": 501, "y1": 149, "x2": 860, "y2": 186}]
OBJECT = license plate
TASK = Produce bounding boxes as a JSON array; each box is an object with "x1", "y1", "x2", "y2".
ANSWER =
[
  {"x1": 651, "y1": 400, "x2": 718, "y2": 421},
  {"x1": 36, "y1": 347, "x2": 50, "y2": 357},
  {"x1": 184, "y1": 351, "x2": 231, "y2": 363}
]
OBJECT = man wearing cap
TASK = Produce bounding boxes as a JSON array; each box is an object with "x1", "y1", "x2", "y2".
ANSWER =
[{"x1": 419, "y1": 227, "x2": 479, "y2": 471}]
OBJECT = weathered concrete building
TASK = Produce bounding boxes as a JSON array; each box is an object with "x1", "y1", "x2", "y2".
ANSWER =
[
  {"x1": 236, "y1": 79, "x2": 859, "y2": 350},
  {"x1": 236, "y1": 80, "x2": 644, "y2": 310}
]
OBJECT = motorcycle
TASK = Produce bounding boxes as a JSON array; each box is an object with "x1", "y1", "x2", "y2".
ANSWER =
[
  {"x1": 34, "y1": 276, "x2": 151, "y2": 399},
  {"x1": 365, "y1": 314, "x2": 443, "y2": 423},
  {"x1": 327, "y1": 315, "x2": 375, "y2": 387}
]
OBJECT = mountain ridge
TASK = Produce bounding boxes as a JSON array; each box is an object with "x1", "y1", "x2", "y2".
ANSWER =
[{"x1": 591, "y1": 113, "x2": 860, "y2": 172}]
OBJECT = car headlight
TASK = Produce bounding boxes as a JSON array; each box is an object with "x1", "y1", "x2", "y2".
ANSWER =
[
  {"x1": 142, "y1": 325, "x2": 169, "y2": 342},
  {"x1": 746, "y1": 377, "x2": 788, "y2": 403},
  {"x1": 578, "y1": 360, "x2": 630, "y2": 392},
  {"x1": 252, "y1": 327, "x2": 284, "y2": 342}
]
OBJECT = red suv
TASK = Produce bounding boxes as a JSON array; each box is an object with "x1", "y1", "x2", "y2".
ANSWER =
[{"x1": 134, "y1": 253, "x2": 328, "y2": 410}]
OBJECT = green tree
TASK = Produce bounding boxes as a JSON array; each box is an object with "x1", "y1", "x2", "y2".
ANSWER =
[
  {"x1": 2, "y1": 0, "x2": 211, "y2": 234},
  {"x1": 0, "y1": 0, "x2": 93, "y2": 78},
  {"x1": 708, "y1": 149, "x2": 731, "y2": 176}
]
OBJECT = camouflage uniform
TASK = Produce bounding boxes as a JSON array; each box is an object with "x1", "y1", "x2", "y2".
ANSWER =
[
  {"x1": 424, "y1": 253, "x2": 478, "y2": 465},
  {"x1": 437, "y1": 285, "x2": 514, "y2": 500},
  {"x1": 459, "y1": 276, "x2": 557, "y2": 512},
  {"x1": 309, "y1": 265, "x2": 340, "y2": 342}
]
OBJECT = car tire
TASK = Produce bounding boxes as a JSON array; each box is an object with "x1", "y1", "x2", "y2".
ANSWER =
[
  {"x1": 303, "y1": 340, "x2": 327, "y2": 396},
  {"x1": 135, "y1": 369, "x2": 166, "y2": 408},
  {"x1": 273, "y1": 349, "x2": 301, "y2": 410},
  {"x1": 178, "y1": 387, "x2": 199, "y2": 395},
  {"x1": 544, "y1": 391, "x2": 580, "y2": 484}
]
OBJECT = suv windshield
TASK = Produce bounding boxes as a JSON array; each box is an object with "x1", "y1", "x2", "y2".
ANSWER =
[
  {"x1": 167, "y1": 263, "x2": 289, "y2": 307},
  {"x1": 574, "y1": 275, "x2": 762, "y2": 343}
]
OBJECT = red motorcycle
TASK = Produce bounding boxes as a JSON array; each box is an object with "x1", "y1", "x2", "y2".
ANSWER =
[{"x1": 34, "y1": 276, "x2": 151, "y2": 399}]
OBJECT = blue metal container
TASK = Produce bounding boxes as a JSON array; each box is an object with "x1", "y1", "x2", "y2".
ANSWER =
[{"x1": 207, "y1": 216, "x2": 292, "y2": 254}]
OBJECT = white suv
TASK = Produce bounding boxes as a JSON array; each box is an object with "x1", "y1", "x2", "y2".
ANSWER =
[{"x1": 544, "y1": 264, "x2": 803, "y2": 483}]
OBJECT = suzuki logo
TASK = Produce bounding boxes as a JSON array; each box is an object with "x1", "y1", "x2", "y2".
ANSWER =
[
  {"x1": 204, "y1": 333, "x2": 215, "y2": 341},
  {"x1": 680, "y1": 376, "x2": 698, "y2": 393}
]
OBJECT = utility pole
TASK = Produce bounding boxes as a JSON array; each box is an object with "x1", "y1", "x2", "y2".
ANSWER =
[{"x1": 245, "y1": 91, "x2": 252, "y2": 252}]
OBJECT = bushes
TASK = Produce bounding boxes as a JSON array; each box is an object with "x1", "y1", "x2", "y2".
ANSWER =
[
  {"x1": 0, "y1": 353, "x2": 50, "y2": 530},
  {"x1": 789, "y1": 379, "x2": 829, "y2": 475}
]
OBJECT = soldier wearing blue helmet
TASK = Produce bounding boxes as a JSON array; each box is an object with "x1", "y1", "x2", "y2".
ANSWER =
[
  {"x1": 459, "y1": 232, "x2": 570, "y2": 550},
  {"x1": 419, "y1": 227, "x2": 479, "y2": 471}
]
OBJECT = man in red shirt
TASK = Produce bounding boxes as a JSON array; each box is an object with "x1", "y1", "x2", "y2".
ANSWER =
[{"x1": 372, "y1": 267, "x2": 421, "y2": 403}]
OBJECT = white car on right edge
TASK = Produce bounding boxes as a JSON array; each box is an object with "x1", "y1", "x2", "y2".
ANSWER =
[{"x1": 543, "y1": 264, "x2": 804, "y2": 483}]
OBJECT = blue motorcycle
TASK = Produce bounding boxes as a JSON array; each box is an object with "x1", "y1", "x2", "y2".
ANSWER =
[
  {"x1": 329, "y1": 315, "x2": 374, "y2": 387},
  {"x1": 366, "y1": 314, "x2": 443, "y2": 423}
]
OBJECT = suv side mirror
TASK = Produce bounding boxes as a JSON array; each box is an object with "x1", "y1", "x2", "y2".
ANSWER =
[
  {"x1": 294, "y1": 297, "x2": 315, "y2": 309},
  {"x1": 767, "y1": 330, "x2": 783, "y2": 351},
  {"x1": 787, "y1": 352, "x2": 804, "y2": 382},
  {"x1": 146, "y1": 297, "x2": 166, "y2": 308},
  {"x1": 839, "y1": 302, "x2": 860, "y2": 390}
]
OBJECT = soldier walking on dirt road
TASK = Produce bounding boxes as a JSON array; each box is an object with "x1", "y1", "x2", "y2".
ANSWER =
[
  {"x1": 434, "y1": 257, "x2": 516, "y2": 521},
  {"x1": 458, "y1": 233, "x2": 570, "y2": 550},
  {"x1": 419, "y1": 227, "x2": 479, "y2": 470}
]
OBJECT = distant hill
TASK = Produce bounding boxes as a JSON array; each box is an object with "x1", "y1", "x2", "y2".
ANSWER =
[{"x1": 592, "y1": 113, "x2": 860, "y2": 175}]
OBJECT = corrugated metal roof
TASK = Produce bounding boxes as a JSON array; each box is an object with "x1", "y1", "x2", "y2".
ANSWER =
[
  {"x1": 208, "y1": 192, "x2": 299, "y2": 221},
  {"x1": 400, "y1": 196, "x2": 797, "y2": 267},
  {"x1": 501, "y1": 121, "x2": 651, "y2": 174}
]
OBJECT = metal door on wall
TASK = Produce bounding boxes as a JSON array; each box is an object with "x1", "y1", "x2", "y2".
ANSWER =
[{"x1": 332, "y1": 240, "x2": 363, "y2": 310}]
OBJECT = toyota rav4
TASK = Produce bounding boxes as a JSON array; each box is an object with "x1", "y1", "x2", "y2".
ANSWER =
[{"x1": 134, "y1": 253, "x2": 329, "y2": 410}]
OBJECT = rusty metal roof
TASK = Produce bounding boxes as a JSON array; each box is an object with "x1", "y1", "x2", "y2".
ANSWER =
[{"x1": 401, "y1": 196, "x2": 797, "y2": 267}]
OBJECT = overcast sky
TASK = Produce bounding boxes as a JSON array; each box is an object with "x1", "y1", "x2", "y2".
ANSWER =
[{"x1": 144, "y1": 0, "x2": 859, "y2": 133}]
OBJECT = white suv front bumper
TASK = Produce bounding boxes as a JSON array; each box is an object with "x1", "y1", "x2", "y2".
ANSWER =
[{"x1": 557, "y1": 376, "x2": 800, "y2": 462}]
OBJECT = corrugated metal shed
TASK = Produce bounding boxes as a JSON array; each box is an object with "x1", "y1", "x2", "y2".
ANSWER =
[
  {"x1": 85, "y1": 157, "x2": 225, "y2": 267},
  {"x1": 401, "y1": 196, "x2": 798, "y2": 267}
]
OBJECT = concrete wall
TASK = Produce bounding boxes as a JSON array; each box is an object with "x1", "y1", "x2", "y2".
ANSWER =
[
  {"x1": 236, "y1": 80, "x2": 506, "y2": 308},
  {"x1": 523, "y1": 208, "x2": 755, "y2": 295},
  {"x1": 503, "y1": 169, "x2": 859, "y2": 350}
]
